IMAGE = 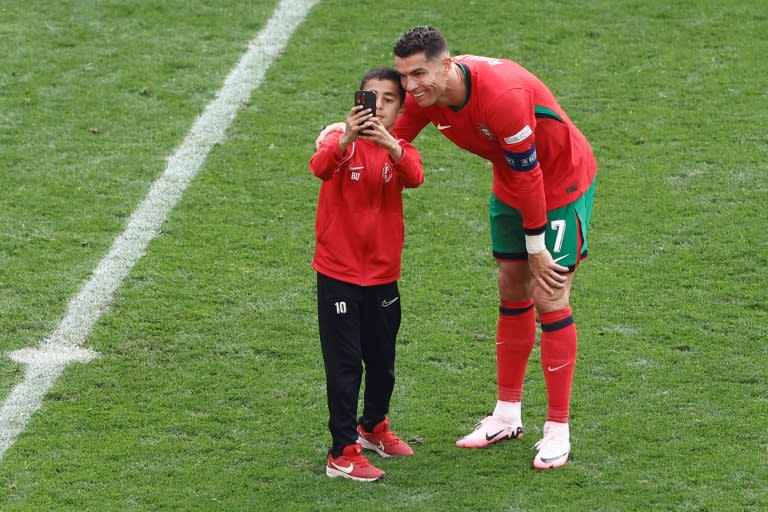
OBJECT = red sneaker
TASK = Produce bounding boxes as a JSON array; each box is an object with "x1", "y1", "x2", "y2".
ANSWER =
[
  {"x1": 326, "y1": 443, "x2": 385, "y2": 482},
  {"x1": 357, "y1": 418, "x2": 414, "y2": 458}
]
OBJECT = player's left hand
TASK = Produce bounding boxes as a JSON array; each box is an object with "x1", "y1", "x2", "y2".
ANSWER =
[{"x1": 528, "y1": 250, "x2": 568, "y2": 295}]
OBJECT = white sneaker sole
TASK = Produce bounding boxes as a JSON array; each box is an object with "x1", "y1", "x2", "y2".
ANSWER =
[{"x1": 325, "y1": 466, "x2": 383, "y2": 482}]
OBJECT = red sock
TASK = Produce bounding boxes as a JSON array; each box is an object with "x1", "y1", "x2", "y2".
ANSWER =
[
  {"x1": 539, "y1": 307, "x2": 578, "y2": 423},
  {"x1": 496, "y1": 299, "x2": 536, "y2": 402}
]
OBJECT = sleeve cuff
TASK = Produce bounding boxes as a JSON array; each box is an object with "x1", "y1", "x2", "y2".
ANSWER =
[{"x1": 525, "y1": 233, "x2": 546, "y2": 254}]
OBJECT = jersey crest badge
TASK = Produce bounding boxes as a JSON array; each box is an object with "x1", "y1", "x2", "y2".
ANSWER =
[{"x1": 477, "y1": 124, "x2": 495, "y2": 141}]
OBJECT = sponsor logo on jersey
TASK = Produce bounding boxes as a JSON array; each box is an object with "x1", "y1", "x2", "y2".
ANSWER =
[{"x1": 504, "y1": 125, "x2": 532, "y2": 145}]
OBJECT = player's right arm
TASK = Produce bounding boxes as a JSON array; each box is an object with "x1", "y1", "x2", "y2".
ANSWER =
[
  {"x1": 392, "y1": 140, "x2": 424, "y2": 189},
  {"x1": 392, "y1": 94, "x2": 431, "y2": 142},
  {"x1": 486, "y1": 89, "x2": 568, "y2": 292}
]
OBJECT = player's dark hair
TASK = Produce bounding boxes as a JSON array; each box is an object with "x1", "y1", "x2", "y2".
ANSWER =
[
  {"x1": 360, "y1": 67, "x2": 406, "y2": 103},
  {"x1": 393, "y1": 25, "x2": 448, "y2": 60}
]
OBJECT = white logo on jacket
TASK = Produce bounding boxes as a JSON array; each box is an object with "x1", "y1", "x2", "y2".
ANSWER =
[{"x1": 382, "y1": 163, "x2": 393, "y2": 183}]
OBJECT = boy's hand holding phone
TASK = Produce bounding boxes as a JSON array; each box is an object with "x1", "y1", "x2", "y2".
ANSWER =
[{"x1": 339, "y1": 90, "x2": 375, "y2": 148}]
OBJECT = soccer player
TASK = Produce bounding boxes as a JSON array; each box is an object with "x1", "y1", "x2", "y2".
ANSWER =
[
  {"x1": 392, "y1": 26, "x2": 597, "y2": 470},
  {"x1": 310, "y1": 67, "x2": 424, "y2": 481}
]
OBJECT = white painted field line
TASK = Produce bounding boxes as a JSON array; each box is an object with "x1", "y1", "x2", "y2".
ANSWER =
[{"x1": 0, "y1": 0, "x2": 320, "y2": 461}]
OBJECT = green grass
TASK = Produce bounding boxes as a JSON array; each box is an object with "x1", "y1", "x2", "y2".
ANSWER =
[{"x1": 1, "y1": 0, "x2": 767, "y2": 510}]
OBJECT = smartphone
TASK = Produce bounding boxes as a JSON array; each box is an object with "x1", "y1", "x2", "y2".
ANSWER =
[{"x1": 354, "y1": 90, "x2": 376, "y2": 132}]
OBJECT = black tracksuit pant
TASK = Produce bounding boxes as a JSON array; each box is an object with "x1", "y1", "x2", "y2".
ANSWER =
[{"x1": 317, "y1": 272, "x2": 401, "y2": 457}]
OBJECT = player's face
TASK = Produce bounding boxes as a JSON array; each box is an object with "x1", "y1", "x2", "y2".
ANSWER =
[
  {"x1": 361, "y1": 78, "x2": 404, "y2": 131},
  {"x1": 395, "y1": 51, "x2": 451, "y2": 107}
]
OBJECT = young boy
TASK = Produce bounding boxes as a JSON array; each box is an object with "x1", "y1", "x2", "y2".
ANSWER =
[{"x1": 309, "y1": 67, "x2": 424, "y2": 482}]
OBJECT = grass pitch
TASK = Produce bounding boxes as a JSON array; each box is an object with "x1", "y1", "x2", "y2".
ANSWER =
[{"x1": 0, "y1": 0, "x2": 766, "y2": 510}]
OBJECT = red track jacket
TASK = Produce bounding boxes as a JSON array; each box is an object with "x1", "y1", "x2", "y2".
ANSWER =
[{"x1": 310, "y1": 131, "x2": 424, "y2": 286}]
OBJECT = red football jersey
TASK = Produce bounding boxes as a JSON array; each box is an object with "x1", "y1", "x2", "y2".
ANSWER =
[{"x1": 394, "y1": 55, "x2": 597, "y2": 232}]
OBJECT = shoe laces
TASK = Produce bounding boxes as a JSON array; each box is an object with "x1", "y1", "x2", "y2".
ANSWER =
[
  {"x1": 378, "y1": 429, "x2": 402, "y2": 445},
  {"x1": 334, "y1": 451, "x2": 372, "y2": 469},
  {"x1": 349, "y1": 454, "x2": 372, "y2": 468},
  {"x1": 363, "y1": 424, "x2": 401, "y2": 446}
]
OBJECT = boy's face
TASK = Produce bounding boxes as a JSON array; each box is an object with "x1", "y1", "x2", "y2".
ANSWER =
[{"x1": 360, "y1": 78, "x2": 404, "y2": 131}]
